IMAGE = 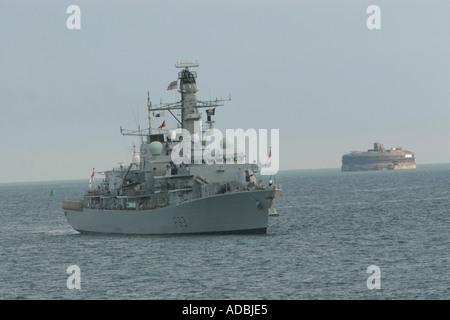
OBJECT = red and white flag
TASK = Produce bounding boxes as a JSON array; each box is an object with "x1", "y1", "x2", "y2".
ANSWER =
[
  {"x1": 89, "y1": 168, "x2": 95, "y2": 189},
  {"x1": 167, "y1": 80, "x2": 177, "y2": 90}
]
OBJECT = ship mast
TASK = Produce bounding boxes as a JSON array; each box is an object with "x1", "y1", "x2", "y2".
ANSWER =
[
  {"x1": 176, "y1": 62, "x2": 201, "y2": 135},
  {"x1": 121, "y1": 62, "x2": 230, "y2": 140},
  {"x1": 147, "y1": 91, "x2": 152, "y2": 142}
]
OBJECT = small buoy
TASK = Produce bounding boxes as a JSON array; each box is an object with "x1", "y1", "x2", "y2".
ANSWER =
[{"x1": 50, "y1": 189, "x2": 56, "y2": 197}]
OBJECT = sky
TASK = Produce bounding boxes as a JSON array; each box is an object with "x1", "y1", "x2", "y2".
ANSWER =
[{"x1": 1, "y1": 0, "x2": 449, "y2": 183}]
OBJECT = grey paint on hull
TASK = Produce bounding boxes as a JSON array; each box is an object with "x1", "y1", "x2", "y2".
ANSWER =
[{"x1": 64, "y1": 189, "x2": 275, "y2": 235}]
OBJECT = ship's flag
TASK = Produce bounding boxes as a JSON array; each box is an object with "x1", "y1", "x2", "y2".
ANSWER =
[
  {"x1": 89, "y1": 168, "x2": 95, "y2": 189},
  {"x1": 154, "y1": 112, "x2": 163, "y2": 117},
  {"x1": 158, "y1": 120, "x2": 166, "y2": 129},
  {"x1": 167, "y1": 80, "x2": 178, "y2": 90},
  {"x1": 206, "y1": 108, "x2": 215, "y2": 116}
]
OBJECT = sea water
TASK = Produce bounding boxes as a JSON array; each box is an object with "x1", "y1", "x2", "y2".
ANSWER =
[{"x1": 0, "y1": 164, "x2": 448, "y2": 300}]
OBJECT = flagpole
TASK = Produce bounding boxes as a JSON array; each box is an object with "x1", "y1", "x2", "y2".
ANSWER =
[
  {"x1": 147, "y1": 91, "x2": 152, "y2": 141},
  {"x1": 264, "y1": 147, "x2": 272, "y2": 166},
  {"x1": 89, "y1": 168, "x2": 95, "y2": 189}
]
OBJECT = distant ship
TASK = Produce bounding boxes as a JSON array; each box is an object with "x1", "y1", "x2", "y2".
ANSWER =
[
  {"x1": 62, "y1": 62, "x2": 281, "y2": 235},
  {"x1": 341, "y1": 142, "x2": 416, "y2": 172}
]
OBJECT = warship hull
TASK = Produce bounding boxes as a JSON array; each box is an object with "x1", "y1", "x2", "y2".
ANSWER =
[{"x1": 63, "y1": 189, "x2": 277, "y2": 235}]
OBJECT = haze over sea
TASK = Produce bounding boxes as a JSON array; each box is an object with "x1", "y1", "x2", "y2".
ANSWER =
[{"x1": 0, "y1": 164, "x2": 448, "y2": 300}]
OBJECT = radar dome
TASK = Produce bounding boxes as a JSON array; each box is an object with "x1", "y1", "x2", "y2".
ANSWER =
[
  {"x1": 132, "y1": 154, "x2": 140, "y2": 164},
  {"x1": 221, "y1": 137, "x2": 234, "y2": 150},
  {"x1": 148, "y1": 141, "x2": 163, "y2": 156},
  {"x1": 167, "y1": 130, "x2": 176, "y2": 141},
  {"x1": 192, "y1": 134, "x2": 201, "y2": 144}
]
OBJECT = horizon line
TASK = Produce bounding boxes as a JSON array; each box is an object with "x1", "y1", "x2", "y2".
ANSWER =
[{"x1": 1, "y1": 162, "x2": 449, "y2": 185}]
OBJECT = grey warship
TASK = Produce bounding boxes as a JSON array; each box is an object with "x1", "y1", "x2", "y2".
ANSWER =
[{"x1": 62, "y1": 62, "x2": 280, "y2": 235}]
